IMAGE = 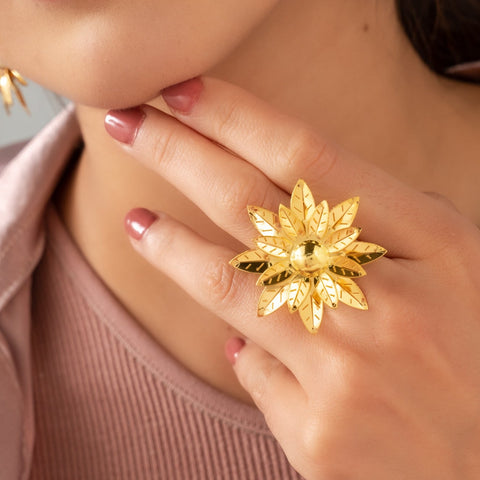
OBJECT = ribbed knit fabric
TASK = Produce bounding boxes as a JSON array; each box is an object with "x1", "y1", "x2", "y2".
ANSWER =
[{"x1": 30, "y1": 203, "x2": 303, "y2": 480}]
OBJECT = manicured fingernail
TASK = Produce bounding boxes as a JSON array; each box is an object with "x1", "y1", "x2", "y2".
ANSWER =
[
  {"x1": 224, "y1": 337, "x2": 246, "y2": 365},
  {"x1": 162, "y1": 77, "x2": 203, "y2": 114},
  {"x1": 124, "y1": 208, "x2": 158, "y2": 240},
  {"x1": 105, "y1": 107, "x2": 146, "y2": 145}
]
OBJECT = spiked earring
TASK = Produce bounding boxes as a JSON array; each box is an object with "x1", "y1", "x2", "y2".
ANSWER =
[{"x1": 0, "y1": 67, "x2": 29, "y2": 115}]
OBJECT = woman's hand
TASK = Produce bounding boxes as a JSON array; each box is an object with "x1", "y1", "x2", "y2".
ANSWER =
[{"x1": 105, "y1": 77, "x2": 480, "y2": 479}]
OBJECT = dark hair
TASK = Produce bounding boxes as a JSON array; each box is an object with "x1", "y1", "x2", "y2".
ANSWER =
[{"x1": 396, "y1": 0, "x2": 480, "y2": 81}]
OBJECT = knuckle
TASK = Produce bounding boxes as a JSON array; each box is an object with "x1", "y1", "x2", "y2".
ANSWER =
[
  {"x1": 281, "y1": 127, "x2": 337, "y2": 176},
  {"x1": 300, "y1": 414, "x2": 325, "y2": 462},
  {"x1": 361, "y1": 273, "x2": 418, "y2": 353},
  {"x1": 371, "y1": 292, "x2": 427, "y2": 354},
  {"x1": 327, "y1": 352, "x2": 371, "y2": 409},
  {"x1": 203, "y1": 255, "x2": 239, "y2": 306},
  {"x1": 300, "y1": 416, "x2": 346, "y2": 479},
  {"x1": 213, "y1": 93, "x2": 244, "y2": 140},
  {"x1": 299, "y1": 370, "x2": 366, "y2": 478},
  {"x1": 150, "y1": 126, "x2": 179, "y2": 171},
  {"x1": 216, "y1": 173, "x2": 267, "y2": 221},
  {"x1": 242, "y1": 359, "x2": 283, "y2": 414},
  {"x1": 242, "y1": 368, "x2": 268, "y2": 413}
]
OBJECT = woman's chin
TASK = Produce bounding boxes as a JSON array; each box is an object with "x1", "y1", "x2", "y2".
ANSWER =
[{"x1": 58, "y1": 72, "x2": 202, "y2": 111}]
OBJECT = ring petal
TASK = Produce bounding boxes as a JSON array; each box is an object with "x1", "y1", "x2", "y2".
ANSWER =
[
  {"x1": 290, "y1": 179, "x2": 316, "y2": 222},
  {"x1": 258, "y1": 284, "x2": 290, "y2": 316},
  {"x1": 298, "y1": 296, "x2": 324, "y2": 333},
  {"x1": 229, "y1": 249, "x2": 271, "y2": 273},
  {"x1": 328, "y1": 197, "x2": 360, "y2": 231},
  {"x1": 279, "y1": 204, "x2": 306, "y2": 238},
  {"x1": 287, "y1": 277, "x2": 312, "y2": 312},
  {"x1": 248, "y1": 206, "x2": 281, "y2": 237},
  {"x1": 329, "y1": 255, "x2": 366, "y2": 278},
  {"x1": 257, "y1": 261, "x2": 294, "y2": 286},
  {"x1": 336, "y1": 277, "x2": 368, "y2": 310}
]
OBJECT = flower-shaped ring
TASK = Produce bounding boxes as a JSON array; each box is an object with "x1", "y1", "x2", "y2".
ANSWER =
[{"x1": 229, "y1": 179, "x2": 387, "y2": 333}]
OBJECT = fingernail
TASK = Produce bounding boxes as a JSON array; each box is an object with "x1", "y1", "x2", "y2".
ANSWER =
[
  {"x1": 124, "y1": 208, "x2": 158, "y2": 240},
  {"x1": 224, "y1": 337, "x2": 246, "y2": 365},
  {"x1": 105, "y1": 107, "x2": 146, "y2": 145},
  {"x1": 162, "y1": 77, "x2": 203, "y2": 114}
]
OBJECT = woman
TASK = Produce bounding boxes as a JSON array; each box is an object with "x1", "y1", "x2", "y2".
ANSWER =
[{"x1": 1, "y1": 0, "x2": 480, "y2": 478}]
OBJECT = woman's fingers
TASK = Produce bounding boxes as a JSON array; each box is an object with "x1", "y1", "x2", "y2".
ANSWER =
[
  {"x1": 106, "y1": 101, "x2": 420, "y2": 259},
  {"x1": 226, "y1": 338, "x2": 308, "y2": 473},
  {"x1": 125, "y1": 207, "x2": 316, "y2": 373},
  {"x1": 125, "y1": 207, "x2": 397, "y2": 378},
  {"x1": 106, "y1": 105, "x2": 289, "y2": 247},
  {"x1": 158, "y1": 77, "x2": 450, "y2": 258}
]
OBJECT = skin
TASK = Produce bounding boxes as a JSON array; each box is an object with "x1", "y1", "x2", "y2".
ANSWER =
[
  {"x1": 0, "y1": 0, "x2": 277, "y2": 107},
  {"x1": 122, "y1": 77, "x2": 480, "y2": 479},
  {"x1": 2, "y1": 0, "x2": 480, "y2": 477}
]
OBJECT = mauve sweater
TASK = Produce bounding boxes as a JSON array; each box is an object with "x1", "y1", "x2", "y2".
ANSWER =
[{"x1": 0, "y1": 104, "x2": 303, "y2": 479}]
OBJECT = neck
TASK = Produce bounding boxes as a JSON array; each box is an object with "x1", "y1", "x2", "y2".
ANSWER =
[{"x1": 56, "y1": 0, "x2": 480, "y2": 403}]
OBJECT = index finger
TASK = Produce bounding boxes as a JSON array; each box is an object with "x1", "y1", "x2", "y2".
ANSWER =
[{"x1": 160, "y1": 76, "x2": 445, "y2": 259}]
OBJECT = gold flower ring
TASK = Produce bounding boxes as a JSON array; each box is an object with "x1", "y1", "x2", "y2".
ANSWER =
[{"x1": 229, "y1": 179, "x2": 387, "y2": 334}]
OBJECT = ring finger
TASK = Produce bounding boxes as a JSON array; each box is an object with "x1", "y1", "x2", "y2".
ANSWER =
[{"x1": 124, "y1": 206, "x2": 399, "y2": 382}]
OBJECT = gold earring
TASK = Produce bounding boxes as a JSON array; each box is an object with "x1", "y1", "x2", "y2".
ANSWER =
[{"x1": 0, "y1": 67, "x2": 29, "y2": 115}]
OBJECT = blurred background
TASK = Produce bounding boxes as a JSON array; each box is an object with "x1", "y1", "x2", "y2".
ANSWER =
[{"x1": 0, "y1": 79, "x2": 70, "y2": 148}]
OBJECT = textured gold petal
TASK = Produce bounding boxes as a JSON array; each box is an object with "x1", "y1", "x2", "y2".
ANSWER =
[
  {"x1": 258, "y1": 284, "x2": 290, "y2": 316},
  {"x1": 248, "y1": 206, "x2": 281, "y2": 237},
  {"x1": 256, "y1": 236, "x2": 293, "y2": 258},
  {"x1": 10, "y1": 69, "x2": 27, "y2": 86},
  {"x1": 0, "y1": 74, "x2": 12, "y2": 107},
  {"x1": 329, "y1": 255, "x2": 366, "y2": 277},
  {"x1": 287, "y1": 277, "x2": 312, "y2": 312},
  {"x1": 229, "y1": 249, "x2": 271, "y2": 273},
  {"x1": 298, "y1": 295, "x2": 323, "y2": 333},
  {"x1": 10, "y1": 80, "x2": 28, "y2": 111},
  {"x1": 257, "y1": 261, "x2": 294, "y2": 286},
  {"x1": 290, "y1": 179, "x2": 316, "y2": 222},
  {"x1": 336, "y1": 277, "x2": 368, "y2": 310},
  {"x1": 327, "y1": 227, "x2": 361, "y2": 253},
  {"x1": 279, "y1": 204, "x2": 305, "y2": 238},
  {"x1": 316, "y1": 272, "x2": 338, "y2": 308},
  {"x1": 328, "y1": 197, "x2": 360, "y2": 232},
  {"x1": 346, "y1": 241, "x2": 387, "y2": 265},
  {"x1": 308, "y1": 200, "x2": 329, "y2": 238}
]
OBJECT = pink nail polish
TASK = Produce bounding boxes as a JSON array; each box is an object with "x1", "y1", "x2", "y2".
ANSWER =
[
  {"x1": 105, "y1": 107, "x2": 146, "y2": 145},
  {"x1": 224, "y1": 337, "x2": 246, "y2": 365},
  {"x1": 124, "y1": 208, "x2": 158, "y2": 240},
  {"x1": 162, "y1": 77, "x2": 203, "y2": 114}
]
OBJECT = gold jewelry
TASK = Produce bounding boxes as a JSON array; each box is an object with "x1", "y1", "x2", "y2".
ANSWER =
[
  {"x1": 230, "y1": 179, "x2": 387, "y2": 333},
  {"x1": 0, "y1": 67, "x2": 29, "y2": 115}
]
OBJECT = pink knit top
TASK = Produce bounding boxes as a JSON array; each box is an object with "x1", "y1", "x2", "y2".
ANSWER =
[{"x1": 29, "y1": 202, "x2": 303, "y2": 479}]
